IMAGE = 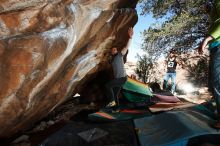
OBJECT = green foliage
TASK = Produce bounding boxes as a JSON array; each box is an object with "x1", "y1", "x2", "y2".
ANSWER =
[
  {"x1": 135, "y1": 54, "x2": 154, "y2": 83},
  {"x1": 185, "y1": 55, "x2": 209, "y2": 86},
  {"x1": 139, "y1": 0, "x2": 182, "y2": 18},
  {"x1": 139, "y1": 0, "x2": 211, "y2": 56}
]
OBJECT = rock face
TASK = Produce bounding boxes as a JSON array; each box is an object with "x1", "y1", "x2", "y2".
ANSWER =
[{"x1": 0, "y1": 0, "x2": 138, "y2": 138}]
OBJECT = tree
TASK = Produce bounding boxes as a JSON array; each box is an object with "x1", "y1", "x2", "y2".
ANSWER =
[
  {"x1": 135, "y1": 54, "x2": 154, "y2": 83},
  {"x1": 183, "y1": 53, "x2": 209, "y2": 86},
  {"x1": 139, "y1": 0, "x2": 211, "y2": 56}
]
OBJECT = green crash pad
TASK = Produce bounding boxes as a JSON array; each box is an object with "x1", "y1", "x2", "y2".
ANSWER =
[{"x1": 122, "y1": 77, "x2": 153, "y2": 102}]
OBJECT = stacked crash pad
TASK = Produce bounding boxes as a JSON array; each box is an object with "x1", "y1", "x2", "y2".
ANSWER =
[{"x1": 89, "y1": 77, "x2": 185, "y2": 121}]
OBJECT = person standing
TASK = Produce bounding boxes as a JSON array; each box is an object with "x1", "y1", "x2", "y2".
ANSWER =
[
  {"x1": 163, "y1": 50, "x2": 182, "y2": 94},
  {"x1": 198, "y1": 0, "x2": 220, "y2": 129},
  {"x1": 105, "y1": 27, "x2": 133, "y2": 109}
]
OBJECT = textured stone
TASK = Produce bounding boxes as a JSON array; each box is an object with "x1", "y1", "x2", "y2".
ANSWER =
[{"x1": 0, "y1": 0, "x2": 138, "y2": 137}]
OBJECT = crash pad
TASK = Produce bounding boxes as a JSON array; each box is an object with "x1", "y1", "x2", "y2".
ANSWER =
[
  {"x1": 88, "y1": 107, "x2": 151, "y2": 122},
  {"x1": 134, "y1": 110, "x2": 220, "y2": 146},
  {"x1": 187, "y1": 103, "x2": 217, "y2": 120},
  {"x1": 153, "y1": 94, "x2": 180, "y2": 103},
  {"x1": 122, "y1": 77, "x2": 153, "y2": 102},
  {"x1": 40, "y1": 121, "x2": 138, "y2": 146},
  {"x1": 149, "y1": 102, "x2": 195, "y2": 113}
]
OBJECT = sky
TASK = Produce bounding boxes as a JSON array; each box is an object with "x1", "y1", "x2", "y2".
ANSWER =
[{"x1": 127, "y1": 4, "x2": 156, "y2": 62}]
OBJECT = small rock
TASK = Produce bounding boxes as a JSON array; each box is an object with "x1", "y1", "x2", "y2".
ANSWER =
[
  {"x1": 90, "y1": 102, "x2": 95, "y2": 106},
  {"x1": 40, "y1": 121, "x2": 47, "y2": 128},
  {"x1": 47, "y1": 120, "x2": 55, "y2": 126},
  {"x1": 33, "y1": 121, "x2": 47, "y2": 131},
  {"x1": 12, "y1": 135, "x2": 29, "y2": 144},
  {"x1": 73, "y1": 93, "x2": 80, "y2": 97},
  {"x1": 10, "y1": 142, "x2": 31, "y2": 146}
]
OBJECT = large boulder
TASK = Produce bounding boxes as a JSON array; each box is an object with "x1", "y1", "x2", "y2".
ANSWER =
[{"x1": 0, "y1": 0, "x2": 138, "y2": 138}]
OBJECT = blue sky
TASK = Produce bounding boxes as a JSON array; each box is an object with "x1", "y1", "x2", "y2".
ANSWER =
[{"x1": 128, "y1": 4, "x2": 156, "y2": 62}]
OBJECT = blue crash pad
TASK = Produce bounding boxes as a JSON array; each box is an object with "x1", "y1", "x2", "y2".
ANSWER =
[{"x1": 134, "y1": 110, "x2": 220, "y2": 146}]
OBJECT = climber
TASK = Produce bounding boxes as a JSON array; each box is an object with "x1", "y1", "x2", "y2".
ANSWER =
[
  {"x1": 198, "y1": 0, "x2": 220, "y2": 129},
  {"x1": 105, "y1": 27, "x2": 133, "y2": 110}
]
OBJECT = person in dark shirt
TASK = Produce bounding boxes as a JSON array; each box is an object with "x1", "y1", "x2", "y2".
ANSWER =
[
  {"x1": 105, "y1": 27, "x2": 133, "y2": 109},
  {"x1": 163, "y1": 50, "x2": 181, "y2": 94}
]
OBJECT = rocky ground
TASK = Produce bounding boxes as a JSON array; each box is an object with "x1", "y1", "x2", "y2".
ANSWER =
[
  {"x1": 177, "y1": 87, "x2": 213, "y2": 104},
  {"x1": 2, "y1": 96, "x2": 101, "y2": 146}
]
